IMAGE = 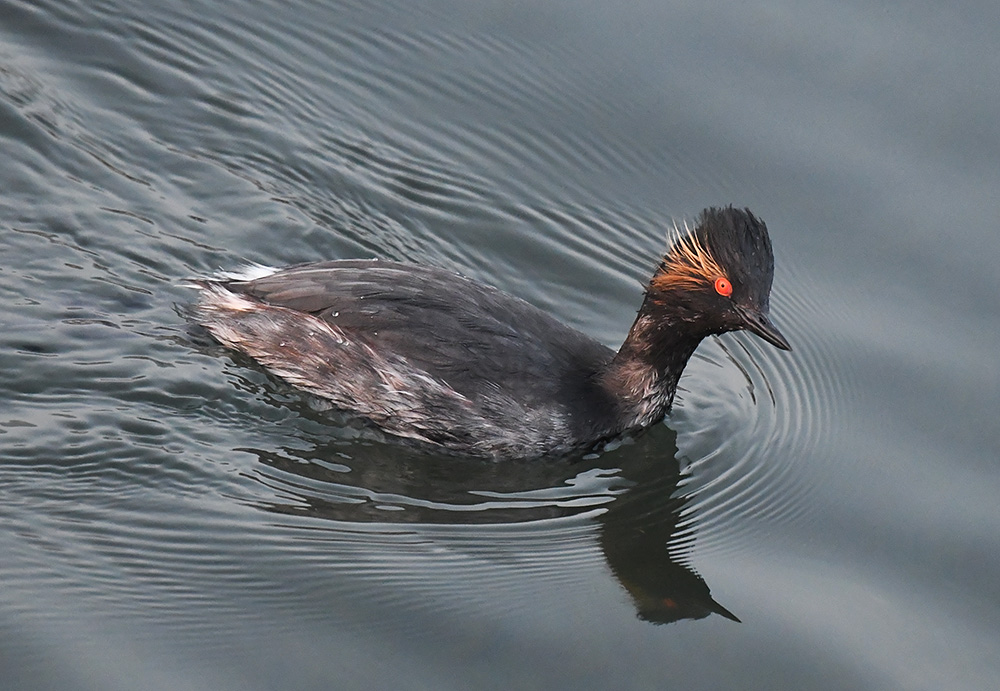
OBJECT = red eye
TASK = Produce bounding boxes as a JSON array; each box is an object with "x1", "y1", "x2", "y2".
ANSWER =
[{"x1": 714, "y1": 277, "x2": 732, "y2": 297}]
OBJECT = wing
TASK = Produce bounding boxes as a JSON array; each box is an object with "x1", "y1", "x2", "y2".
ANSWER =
[{"x1": 227, "y1": 260, "x2": 615, "y2": 407}]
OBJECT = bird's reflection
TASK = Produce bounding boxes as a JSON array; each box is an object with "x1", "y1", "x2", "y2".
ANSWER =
[{"x1": 244, "y1": 423, "x2": 738, "y2": 624}]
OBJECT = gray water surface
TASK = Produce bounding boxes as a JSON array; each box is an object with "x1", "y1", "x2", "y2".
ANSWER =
[{"x1": 2, "y1": 1, "x2": 998, "y2": 689}]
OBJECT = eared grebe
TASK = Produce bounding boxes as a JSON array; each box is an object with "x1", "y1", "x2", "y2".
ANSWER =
[{"x1": 192, "y1": 206, "x2": 790, "y2": 459}]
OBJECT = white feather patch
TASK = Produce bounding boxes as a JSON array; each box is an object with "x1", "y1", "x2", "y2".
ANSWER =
[{"x1": 215, "y1": 263, "x2": 280, "y2": 282}]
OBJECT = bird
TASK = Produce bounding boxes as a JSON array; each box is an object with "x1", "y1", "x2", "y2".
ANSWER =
[{"x1": 190, "y1": 206, "x2": 790, "y2": 460}]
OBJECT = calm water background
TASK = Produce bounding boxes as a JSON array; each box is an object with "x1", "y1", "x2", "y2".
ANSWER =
[{"x1": 2, "y1": 1, "x2": 998, "y2": 689}]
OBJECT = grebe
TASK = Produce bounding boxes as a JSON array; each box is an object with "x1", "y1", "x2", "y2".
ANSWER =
[{"x1": 192, "y1": 206, "x2": 790, "y2": 459}]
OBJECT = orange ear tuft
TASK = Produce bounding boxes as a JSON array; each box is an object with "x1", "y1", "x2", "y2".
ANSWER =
[{"x1": 651, "y1": 227, "x2": 727, "y2": 293}]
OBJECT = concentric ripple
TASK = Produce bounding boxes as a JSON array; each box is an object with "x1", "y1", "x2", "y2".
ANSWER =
[{"x1": 667, "y1": 251, "x2": 857, "y2": 560}]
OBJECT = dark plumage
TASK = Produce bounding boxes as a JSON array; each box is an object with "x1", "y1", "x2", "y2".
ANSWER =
[{"x1": 191, "y1": 206, "x2": 790, "y2": 459}]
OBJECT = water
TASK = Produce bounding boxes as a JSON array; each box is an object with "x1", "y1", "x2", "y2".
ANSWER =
[{"x1": 2, "y1": 0, "x2": 998, "y2": 689}]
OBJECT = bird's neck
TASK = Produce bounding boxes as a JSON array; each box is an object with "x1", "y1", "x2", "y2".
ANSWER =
[{"x1": 601, "y1": 295, "x2": 706, "y2": 430}]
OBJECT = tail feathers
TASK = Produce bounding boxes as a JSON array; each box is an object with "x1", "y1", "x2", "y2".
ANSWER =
[{"x1": 180, "y1": 263, "x2": 279, "y2": 290}]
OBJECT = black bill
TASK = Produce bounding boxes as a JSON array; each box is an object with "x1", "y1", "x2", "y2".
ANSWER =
[{"x1": 737, "y1": 307, "x2": 791, "y2": 351}]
